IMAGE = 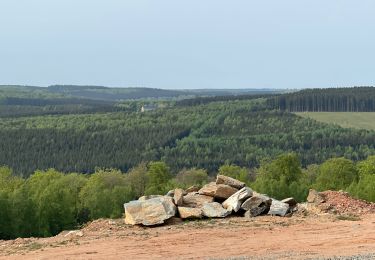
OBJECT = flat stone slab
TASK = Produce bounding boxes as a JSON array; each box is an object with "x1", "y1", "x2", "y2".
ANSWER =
[
  {"x1": 124, "y1": 196, "x2": 176, "y2": 226},
  {"x1": 216, "y1": 174, "x2": 246, "y2": 189},
  {"x1": 202, "y1": 202, "x2": 231, "y2": 218},
  {"x1": 199, "y1": 182, "x2": 238, "y2": 199}
]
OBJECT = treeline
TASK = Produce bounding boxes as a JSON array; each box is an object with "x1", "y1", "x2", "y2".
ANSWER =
[
  {"x1": 1, "y1": 99, "x2": 375, "y2": 176},
  {"x1": 1, "y1": 154, "x2": 375, "y2": 239},
  {"x1": 267, "y1": 87, "x2": 375, "y2": 112},
  {"x1": 175, "y1": 94, "x2": 275, "y2": 107}
]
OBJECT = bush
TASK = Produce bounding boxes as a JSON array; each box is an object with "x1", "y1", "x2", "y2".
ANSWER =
[
  {"x1": 315, "y1": 158, "x2": 358, "y2": 191},
  {"x1": 145, "y1": 162, "x2": 172, "y2": 195},
  {"x1": 218, "y1": 165, "x2": 251, "y2": 183},
  {"x1": 253, "y1": 153, "x2": 307, "y2": 201},
  {"x1": 80, "y1": 169, "x2": 132, "y2": 219},
  {"x1": 175, "y1": 168, "x2": 208, "y2": 188}
]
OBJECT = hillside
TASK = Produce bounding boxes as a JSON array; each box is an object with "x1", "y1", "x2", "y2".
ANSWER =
[
  {"x1": 1, "y1": 97, "x2": 375, "y2": 176},
  {"x1": 296, "y1": 112, "x2": 375, "y2": 131}
]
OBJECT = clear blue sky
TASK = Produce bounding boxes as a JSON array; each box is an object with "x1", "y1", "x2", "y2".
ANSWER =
[{"x1": 1, "y1": 0, "x2": 374, "y2": 89}]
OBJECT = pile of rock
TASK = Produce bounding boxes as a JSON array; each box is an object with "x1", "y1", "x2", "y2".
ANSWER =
[{"x1": 123, "y1": 175, "x2": 297, "y2": 226}]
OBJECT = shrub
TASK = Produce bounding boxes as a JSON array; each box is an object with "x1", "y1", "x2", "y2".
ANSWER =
[{"x1": 315, "y1": 158, "x2": 358, "y2": 191}]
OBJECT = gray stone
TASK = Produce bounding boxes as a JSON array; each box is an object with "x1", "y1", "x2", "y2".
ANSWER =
[
  {"x1": 222, "y1": 187, "x2": 253, "y2": 212},
  {"x1": 124, "y1": 196, "x2": 176, "y2": 226},
  {"x1": 182, "y1": 192, "x2": 214, "y2": 208},
  {"x1": 244, "y1": 205, "x2": 269, "y2": 217},
  {"x1": 281, "y1": 197, "x2": 297, "y2": 208},
  {"x1": 173, "y1": 188, "x2": 184, "y2": 206},
  {"x1": 178, "y1": 207, "x2": 203, "y2": 219},
  {"x1": 199, "y1": 182, "x2": 238, "y2": 199},
  {"x1": 268, "y1": 199, "x2": 290, "y2": 217},
  {"x1": 166, "y1": 190, "x2": 174, "y2": 197},
  {"x1": 216, "y1": 174, "x2": 246, "y2": 189},
  {"x1": 241, "y1": 194, "x2": 272, "y2": 211},
  {"x1": 202, "y1": 202, "x2": 231, "y2": 218}
]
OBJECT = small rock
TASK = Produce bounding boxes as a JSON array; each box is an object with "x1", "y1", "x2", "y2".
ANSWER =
[
  {"x1": 138, "y1": 195, "x2": 163, "y2": 201},
  {"x1": 268, "y1": 199, "x2": 290, "y2": 217},
  {"x1": 307, "y1": 189, "x2": 326, "y2": 204},
  {"x1": 166, "y1": 190, "x2": 175, "y2": 197},
  {"x1": 199, "y1": 182, "x2": 238, "y2": 199},
  {"x1": 124, "y1": 196, "x2": 176, "y2": 226},
  {"x1": 216, "y1": 175, "x2": 246, "y2": 189},
  {"x1": 281, "y1": 197, "x2": 297, "y2": 208},
  {"x1": 202, "y1": 202, "x2": 231, "y2": 218},
  {"x1": 178, "y1": 207, "x2": 203, "y2": 219},
  {"x1": 174, "y1": 188, "x2": 184, "y2": 206},
  {"x1": 64, "y1": 230, "x2": 84, "y2": 238},
  {"x1": 244, "y1": 205, "x2": 269, "y2": 218},
  {"x1": 185, "y1": 185, "x2": 200, "y2": 193},
  {"x1": 183, "y1": 192, "x2": 214, "y2": 208},
  {"x1": 222, "y1": 187, "x2": 253, "y2": 212}
]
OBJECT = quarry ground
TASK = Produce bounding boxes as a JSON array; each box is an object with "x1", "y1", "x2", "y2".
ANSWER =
[{"x1": 1, "y1": 213, "x2": 375, "y2": 260}]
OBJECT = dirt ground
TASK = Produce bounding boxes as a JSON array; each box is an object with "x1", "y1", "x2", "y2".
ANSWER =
[{"x1": 1, "y1": 212, "x2": 375, "y2": 260}]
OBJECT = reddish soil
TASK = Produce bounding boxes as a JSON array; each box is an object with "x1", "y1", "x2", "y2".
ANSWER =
[{"x1": 1, "y1": 213, "x2": 375, "y2": 260}]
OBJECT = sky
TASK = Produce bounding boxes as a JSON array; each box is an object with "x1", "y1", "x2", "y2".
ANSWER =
[{"x1": 0, "y1": 0, "x2": 374, "y2": 89}]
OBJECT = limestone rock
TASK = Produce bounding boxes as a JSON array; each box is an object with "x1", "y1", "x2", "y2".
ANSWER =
[
  {"x1": 166, "y1": 190, "x2": 174, "y2": 197},
  {"x1": 63, "y1": 230, "x2": 84, "y2": 238},
  {"x1": 138, "y1": 195, "x2": 163, "y2": 201},
  {"x1": 268, "y1": 199, "x2": 290, "y2": 217},
  {"x1": 185, "y1": 185, "x2": 200, "y2": 193},
  {"x1": 241, "y1": 194, "x2": 272, "y2": 211},
  {"x1": 178, "y1": 207, "x2": 203, "y2": 219},
  {"x1": 307, "y1": 189, "x2": 326, "y2": 204},
  {"x1": 222, "y1": 187, "x2": 253, "y2": 212},
  {"x1": 198, "y1": 182, "x2": 238, "y2": 199},
  {"x1": 124, "y1": 196, "x2": 176, "y2": 226},
  {"x1": 216, "y1": 175, "x2": 246, "y2": 189},
  {"x1": 173, "y1": 188, "x2": 184, "y2": 206},
  {"x1": 182, "y1": 192, "x2": 214, "y2": 208},
  {"x1": 202, "y1": 202, "x2": 231, "y2": 218}
]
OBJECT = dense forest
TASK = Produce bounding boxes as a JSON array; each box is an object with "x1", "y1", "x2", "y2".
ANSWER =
[
  {"x1": 1, "y1": 98, "x2": 375, "y2": 176},
  {"x1": 1, "y1": 154, "x2": 375, "y2": 239},
  {"x1": 267, "y1": 87, "x2": 375, "y2": 112}
]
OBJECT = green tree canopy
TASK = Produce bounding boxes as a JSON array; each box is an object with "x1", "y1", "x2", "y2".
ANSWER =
[{"x1": 315, "y1": 157, "x2": 358, "y2": 191}]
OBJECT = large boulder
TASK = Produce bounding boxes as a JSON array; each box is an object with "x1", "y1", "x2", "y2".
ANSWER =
[
  {"x1": 202, "y1": 202, "x2": 231, "y2": 218},
  {"x1": 178, "y1": 207, "x2": 203, "y2": 219},
  {"x1": 222, "y1": 187, "x2": 253, "y2": 212},
  {"x1": 241, "y1": 193, "x2": 272, "y2": 217},
  {"x1": 182, "y1": 192, "x2": 214, "y2": 208},
  {"x1": 268, "y1": 199, "x2": 290, "y2": 217},
  {"x1": 241, "y1": 194, "x2": 272, "y2": 211},
  {"x1": 216, "y1": 175, "x2": 246, "y2": 189},
  {"x1": 173, "y1": 188, "x2": 184, "y2": 206},
  {"x1": 199, "y1": 182, "x2": 238, "y2": 199},
  {"x1": 124, "y1": 196, "x2": 176, "y2": 226}
]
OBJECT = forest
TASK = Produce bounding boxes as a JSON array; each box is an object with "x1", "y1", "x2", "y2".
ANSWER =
[
  {"x1": 1, "y1": 154, "x2": 375, "y2": 240},
  {"x1": 1, "y1": 98, "x2": 375, "y2": 176},
  {"x1": 267, "y1": 86, "x2": 375, "y2": 112}
]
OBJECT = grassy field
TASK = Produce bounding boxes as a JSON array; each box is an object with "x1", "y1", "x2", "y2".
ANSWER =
[{"x1": 295, "y1": 112, "x2": 375, "y2": 131}]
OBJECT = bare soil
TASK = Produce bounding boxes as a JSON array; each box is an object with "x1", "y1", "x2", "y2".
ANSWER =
[{"x1": 1, "y1": 213, "x2": 375, "y2": 260}]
